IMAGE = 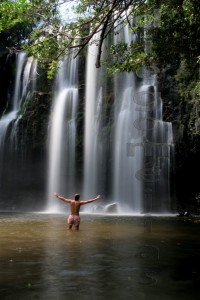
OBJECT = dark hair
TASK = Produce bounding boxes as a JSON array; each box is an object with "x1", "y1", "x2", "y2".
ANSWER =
[{"x1": 75, "y1": 194, "x2": 80, "y2": 201}]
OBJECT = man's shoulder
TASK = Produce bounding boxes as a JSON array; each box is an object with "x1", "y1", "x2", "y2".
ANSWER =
[{"x1": 79, "y1": 200, "x2": 87, "y2": 205}]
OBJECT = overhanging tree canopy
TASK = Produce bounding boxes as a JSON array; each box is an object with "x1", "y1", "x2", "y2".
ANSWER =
[
  {"x1": 0, "y1": 0, "x2": 200, "y2": 79},
  {"x1": 0, "y1": 0, "x2": 156, "y2": 77}
]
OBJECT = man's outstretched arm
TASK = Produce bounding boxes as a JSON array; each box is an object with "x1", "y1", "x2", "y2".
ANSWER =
[
  {"x1": 80, "y1": 195, "x2": 101, "y2": 205},
  {"x1": 53, "y1": 193, "x2": 72, "y2": 203}
]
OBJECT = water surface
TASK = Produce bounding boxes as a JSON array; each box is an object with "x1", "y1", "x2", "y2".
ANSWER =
[{"x1": 0, "y1": 213, "x2": 200, "y2": 299}]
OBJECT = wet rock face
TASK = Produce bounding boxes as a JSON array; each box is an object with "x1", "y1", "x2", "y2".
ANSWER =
[
  {"x1": 0, "y1": 89, "x2": 52, "y2": 211},
  {"x1": 17, "y1": 91, "x2": 52, "y2": 155},
  {"x1": 159, "y1": 68, "x2": 200, "y2": 213},
  {"x1": 0, "y1": 54, "x2": 16, "y2": 117}
]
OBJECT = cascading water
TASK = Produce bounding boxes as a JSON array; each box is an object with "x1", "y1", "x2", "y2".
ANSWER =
[
  {"x1": 0, "y1": 25, "x2": 173, "y2": 213},
  {"x1": 112, "y1": 76, "x2": 144, "y2": 213},
  {"x1": 83, "y1": 38, "x2": 105, "y2": 200},
  {"x1": 11, "y1": 56, "x2": 37, "y2": 153},
  {"x1": 82, "y1": 23, "x2": 173, "y2": 213},
  {"x1": 0, "y1": 52, "x2": 26, "y2": 162},
  {"x1": 108, "y1": 17, "x2": 174, "y2": 213},
  {"x1": 46, "y1": 57, "x2": 79, "y2": 211},
  {"x1": 112, "y1": 24, "x2": 143, "y2": 213},
  {"x1": 0, "y1": 53, "x2": 26, "y2": 152},
  {"x1": 0, "y1": 52, "x2": 37, "y2": 208},
  {"x1": 12, "y1": 52, "x2": 27, "y2": 111},
  {"x1": 131, "y1": 81, "x2": 174, "y2": 213}
]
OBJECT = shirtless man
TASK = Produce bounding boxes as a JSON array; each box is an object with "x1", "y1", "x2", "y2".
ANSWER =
[{"x1": 53, "y1": 193, "x2": 101, "y2": 230}]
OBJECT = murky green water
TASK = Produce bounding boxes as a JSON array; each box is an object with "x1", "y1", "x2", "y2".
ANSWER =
[{"x1": 0, "y1": 213, "x2": 200, "y2": 300}]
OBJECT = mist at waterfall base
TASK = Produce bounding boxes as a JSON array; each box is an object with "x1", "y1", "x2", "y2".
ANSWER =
[{"x1": 0, "y1": 29, "x2": 173, "y2": 214}]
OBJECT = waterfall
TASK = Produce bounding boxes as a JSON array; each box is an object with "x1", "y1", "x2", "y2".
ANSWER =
[
  {"x1": 81, "y1": 22, "x2": 173, "y2": 213},
  {"x1": 0, "y1": 25, "x2": 173, "y2": 213},
  {"x1": 109, "y1": 16, "x2": 174, "y2": 213},
  {"x1": 130, "y1": 82, "x2": 174, "y2": 213},
  {"x1": 46, "y1": 57, "x2": 79, "y2": 211},
  {"x1": 83, "y1": 39, "x2": 100, "y2": 199},
  {"x1": 12, "y1": 52, "x2": 26, "y2": 111},
  {"x1": 0, "y1": 52, "x2": 37, "y2": 208},
  {"x1": 111, "y1": 24, "x2": 142, "y2": 213},
  {"x1": 83, "y1": 32, "x2": 109, "y2": 210},
  {"x1": 112, "y1": 79, "x2": 144, "y2": 213},
  {"x1": 0, "y1": 52, "x2": 26, "y2": 164}
]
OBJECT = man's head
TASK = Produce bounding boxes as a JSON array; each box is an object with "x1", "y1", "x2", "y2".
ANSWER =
[{"x1": 75, "y1": 194, "x2": 80, "y2": 201}]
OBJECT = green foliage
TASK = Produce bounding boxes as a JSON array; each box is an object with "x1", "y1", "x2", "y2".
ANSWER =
[
  {"x1": 0, "y1": 0, "x2": 200, "y2": 81},
  {"x1": 0, "y1": 0, "x2": 32, "y2": 31},
  {"x1": 145, "y1": 0, "x2": 200, "y2": 144},
  {"x1": 149, "y1": 0, "x2": 200, "y2": 66},
  {"x1": 175, "y1": 58, "x2": 200, "y2": 139},
  {"x1": 0, "y1": 0, "x2": 34, "y2": 53},
  {"x1": 47, "y1": 59, "x2": 60, "y2": 79},
  {"x1": 0, "y1": 0, "x2": 61, "y2": 74},
  {"x1": 0, "y1": 0, "x2": 149, "y2": 77},
  {"x1": 104, "y1": 41, "x2": 150, "y2": 74}
]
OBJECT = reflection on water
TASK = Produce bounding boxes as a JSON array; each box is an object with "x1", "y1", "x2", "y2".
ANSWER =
[{"x1": 0, "y1": 213, "x2": 200, "y2": 299}]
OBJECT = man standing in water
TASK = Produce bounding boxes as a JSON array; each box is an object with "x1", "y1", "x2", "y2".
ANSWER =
[{"x1": 53, "y1": 193, "x2": 101, "y2": 230}]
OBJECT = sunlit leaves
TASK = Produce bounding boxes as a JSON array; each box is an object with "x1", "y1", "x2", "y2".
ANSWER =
[
  {"x1": 1, "y1": 0, "x2": 200, "y2": 79},
  {"x1": 0, "y1": 0, "x2": 32, "y2": 31},
  {"x1": 47, "y1": 59, "x2": 60, "y2": 79},
  {"x1": 0, "y1": 0, "x2": 149, "y2": 77}
]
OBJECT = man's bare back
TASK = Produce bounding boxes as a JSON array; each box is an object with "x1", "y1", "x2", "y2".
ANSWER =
[
  {"x1": 53, "y1": 193, "x2": 101, "y2": 230},
  {"x1": 70, "y1": 200, "x2": 81, "y2": 215}
]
